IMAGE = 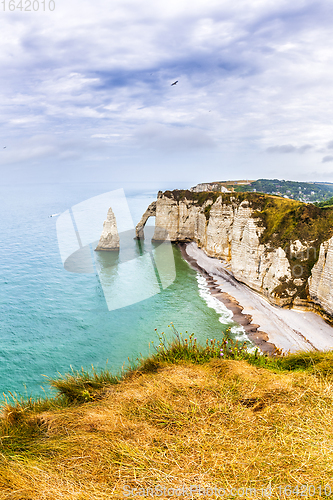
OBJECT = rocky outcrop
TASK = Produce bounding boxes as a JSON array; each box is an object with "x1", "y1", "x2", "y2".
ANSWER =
[
  {"x1": 308, "y1": 237, "x2": 333, "y2": 316},
  {"x1": 136, "y1": 190, "x2": 333, "y2": 316},
  {"x1": 95, "y1": 207, "x2": 120, "y2": 251}
]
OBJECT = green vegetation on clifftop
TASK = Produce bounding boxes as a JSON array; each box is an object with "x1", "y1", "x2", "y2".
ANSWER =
[
  {"x1": 231, "y1": 179, "x2": 333, "y2": 202},
  {"x1": 251, "y1": 195, "x2": 333, "y2": 299}
]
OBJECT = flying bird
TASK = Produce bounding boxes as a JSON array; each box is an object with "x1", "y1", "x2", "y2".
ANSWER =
[
  {"x1": 171, "y1": 81, "x2": 178, "y2": 86},
  {"x1": 3, "y1": 146, "x2": 6, "y2": 148}
]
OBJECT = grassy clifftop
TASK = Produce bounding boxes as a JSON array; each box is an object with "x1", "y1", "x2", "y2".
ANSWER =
[
  {"x1": 161, "y1": 190, "x2": 333, "y2": 247},
  {"x1": 1, "y1": 333, "x2": 333, "y2": 499}
]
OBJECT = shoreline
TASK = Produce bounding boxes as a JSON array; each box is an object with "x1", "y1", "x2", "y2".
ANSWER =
[
  {"x1": 178, "y1": 242, "x2": 333, "y2": 355},
  {"x1": 178, "y1": 243, "x2": 277, "y2": 355}
]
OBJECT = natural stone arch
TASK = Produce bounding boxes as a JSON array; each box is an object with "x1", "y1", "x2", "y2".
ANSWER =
[{"x1": 135, "y1": 201, "x2": 156, "y2": 239}]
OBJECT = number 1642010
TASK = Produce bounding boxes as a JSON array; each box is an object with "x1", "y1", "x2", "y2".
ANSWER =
[{"x1": 2, "y1": 0, "x2": 55, "y2": 11}]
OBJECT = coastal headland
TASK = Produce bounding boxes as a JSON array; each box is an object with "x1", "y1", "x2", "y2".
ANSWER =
[{"x1": 136, "y1": 189, "x2": 333, "y2": 353}]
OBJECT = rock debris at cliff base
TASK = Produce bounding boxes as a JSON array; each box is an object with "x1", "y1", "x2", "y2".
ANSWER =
[{"x1": 185, "y1": 242, "x2": 333, "y2": 353}]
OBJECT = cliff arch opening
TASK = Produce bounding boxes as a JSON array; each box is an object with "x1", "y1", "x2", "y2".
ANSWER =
[{"x1": 135, "y1": 201, "x2": 156, "y2": 239}]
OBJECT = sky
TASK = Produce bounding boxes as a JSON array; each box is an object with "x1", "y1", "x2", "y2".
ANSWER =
[{"x1": 1, "y1": 0, "x2": 333, "y2": 187}]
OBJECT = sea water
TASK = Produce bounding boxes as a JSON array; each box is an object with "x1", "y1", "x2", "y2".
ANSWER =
[{"x1": 0, "y1": 181, "x2": 245, "y2": 397}]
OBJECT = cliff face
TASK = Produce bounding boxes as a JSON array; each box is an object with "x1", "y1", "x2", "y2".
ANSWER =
[
  {"x1": 308, "y1": 237, "x2": 333, "y2": 316},
  {"x1": 190, "y1": 182, "x2": 230, "y2": 193},
  {"x1": 136, "y1": 190, "x2": 333, "y2": 315}
]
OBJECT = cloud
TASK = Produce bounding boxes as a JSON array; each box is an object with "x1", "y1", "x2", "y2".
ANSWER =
[
  {"x1": 322, "y1": 155, "x2": 333, "y2": 163},
  {"x1": 266, "y1": 144, "x2": 297, "y2": 153},
  {"x1": 0, "y1": 134, "x2": 103, "y2": 167},
  {"x1": 1, "y1": 0, "x2": 333, "y2": 182},
  {"x1": 266, "y1": 144, "x2": 312, "y2": 154},
  {"x1": 135, "y1": 124, "x2": 216, "y2": 150}
]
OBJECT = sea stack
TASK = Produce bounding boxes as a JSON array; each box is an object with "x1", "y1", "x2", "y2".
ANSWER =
[{"x1": 95, "y1": 207, "x2": 120, "y2": 251}]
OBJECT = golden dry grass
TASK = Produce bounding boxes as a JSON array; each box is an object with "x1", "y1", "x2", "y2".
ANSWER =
[{"x1": 0, "y1": 359, "x2": 333, "y2": 499}]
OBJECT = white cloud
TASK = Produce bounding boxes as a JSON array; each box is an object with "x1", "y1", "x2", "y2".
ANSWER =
[
  {"x1": 135, "y1": 123, "x2": 216, "y2": 150},
  {"x1": 1, "y1": 0, "x2": 333, "y2": 182},
  {"x1": 91, "y1": 134, "x2": 122, "y2": 138},
  {"x1": 266, "y1": 144, "x2": 312, "y2": 154}
]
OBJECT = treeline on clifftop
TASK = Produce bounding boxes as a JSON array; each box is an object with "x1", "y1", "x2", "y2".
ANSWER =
[
  {"x1": 232, "y1": 178, "x2": 333, "y2": 202},
  {"x1": 316, "y1": 195, "x2": 333, "y2": 207},
  {"x1": 189, "y1": 178, "x2": 333, "y2": 202}
]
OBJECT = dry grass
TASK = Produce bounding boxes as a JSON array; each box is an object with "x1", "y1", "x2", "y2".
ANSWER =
[{"x1": 0, "y1": 359, "x2": 333, "y2": 499}]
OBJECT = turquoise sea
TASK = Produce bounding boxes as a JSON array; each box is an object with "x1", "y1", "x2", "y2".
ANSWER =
[{"x1": 0, "y1": 181, "x2": 245, "y2": 397}]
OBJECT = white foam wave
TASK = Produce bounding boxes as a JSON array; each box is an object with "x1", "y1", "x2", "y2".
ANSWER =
[
  {"x1": 196, "y1": 273, "x2": 250, "y2": 340},
  {"x1": 230, "y1": 325, "x2": 252, "y2": 344},
  {"x1": 196, "y1": 274, "x2": 233, "y2": 322}
]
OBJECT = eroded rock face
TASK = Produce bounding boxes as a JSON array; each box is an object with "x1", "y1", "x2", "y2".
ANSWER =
[
  {"x1": 136, "y1": 201, "x2": 156, "y2": 239},
  {"x1": 135, "y1": 191, "x2": 333, "y2": 314},
  {"x1": 134, "y1": 193, "x2": 293, "y2": 305},
  {"x1": 205, "y1": 199, "x2": 293, "y2": 305},
  {"x1": 309, "y1": 237, "x2": 333, "y2": 316},
  {"x1": 95, "y1": 207, "x2": 120, "y2": 251}
]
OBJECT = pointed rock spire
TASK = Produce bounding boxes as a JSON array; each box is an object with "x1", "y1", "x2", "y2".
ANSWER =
[{"x1": 95, "y1": 207, "x2": 120, "y2": 251}]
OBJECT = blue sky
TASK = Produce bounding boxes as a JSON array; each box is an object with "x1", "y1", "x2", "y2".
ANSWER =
[{"x1": 1, "y1": 0, "x2": 333, "y2": 186}]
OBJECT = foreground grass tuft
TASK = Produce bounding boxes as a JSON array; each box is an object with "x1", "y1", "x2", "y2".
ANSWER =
[
  {"x1": 138, "y1": 325, "x2": 333, "y2": 377},
  {"x1": 0, "y1": 330, "x2": 333, "y2": 498},
  {"x1": 48, "y1": 366, "x2": 120, "y2": 403}
]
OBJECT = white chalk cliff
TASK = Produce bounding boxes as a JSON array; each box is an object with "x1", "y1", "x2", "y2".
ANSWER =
[
  {"x1": 309, "y1": 237, "x2": 333, "y2": 316},
  {"x1": 136, "y1": 190, "x2": 333, "y2": 319},
  {"x1": 190, "y1": 182, "x2": 230, "y2": 193},
  {"x1": 95, "y1": 207, "x2": 120, "y2": 251}
]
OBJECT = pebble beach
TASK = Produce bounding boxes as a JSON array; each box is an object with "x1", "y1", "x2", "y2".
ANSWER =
[{"x1": 181, "y1": 242, "x2": 333, "y2": 354}]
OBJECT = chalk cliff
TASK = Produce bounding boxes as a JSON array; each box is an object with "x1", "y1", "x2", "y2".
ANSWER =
[
  {"x1": 95, "y1": 207, "x2": 120, "y2": 251},
  {"x1": 190, "y1": 182, "x2": 230, "y2": 193},
  {"x1": 136, "y1": 190, "x2": 333, "y2": 318},
  {"x1": 308, "y1": 237, "x2": 333, "y2": 316}
]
